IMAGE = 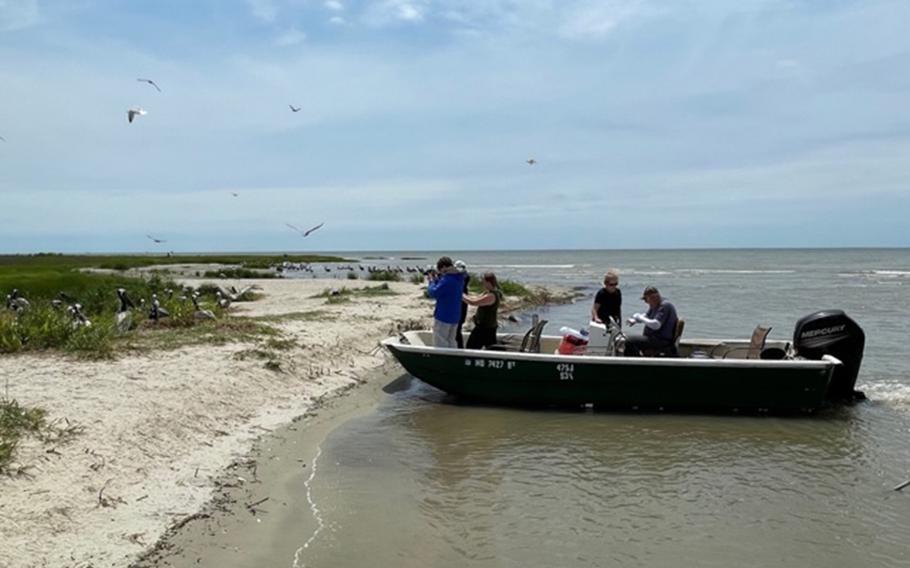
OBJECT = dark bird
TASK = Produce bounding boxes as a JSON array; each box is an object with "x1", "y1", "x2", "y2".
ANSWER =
[
  {"x1": 149, "y1": 294, "x2": 169, "y2": 321},
  {"x1": 128, "y1": 107, "x2": 147, "y2": 123},
  {"x1": 66, "y1": 303, "x2": 91, "y2": 329},
  {"x1": 0, "y1": 135, "x2": 6, "y2": 142},
  {"x1": 231, "y1": 192, "x2": 239, "y2": 197},
  {"x1": 137, "y1": 78, "x2": 162, "y2": 92},
  {"x1": 289, "y1": 104, "x2": 301, "y2": 112},
  {"x1": 286, "y1": 222, "x2": 324, "y2": 237},
  {"x1": 526, "y1": 158, "x2": 537, "y2": 165},
  {"x1": 147, "y1": 234, "x2": 166, "y2": 244},
  {"x1": 116, "y1": 288, "x2": 136, "y2": 333},
  {"x1": 191, "y1": 293, "x2": 216, "y2": 320}
]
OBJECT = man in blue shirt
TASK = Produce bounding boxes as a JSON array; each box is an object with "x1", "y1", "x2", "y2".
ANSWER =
[
  {"x1": 426, "y1": 256, "x2": 466, "y2": 348},
  {"x1": 624, "y1": 286, "x2": 679, "y2": 356}
]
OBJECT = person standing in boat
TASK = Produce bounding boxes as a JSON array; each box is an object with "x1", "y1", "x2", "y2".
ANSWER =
[
  {"x1": 591, "y1": 270, "x2": 622, "y2": 326},
  {"x1": 455, "y1": 260, "x2": 470, "y2": 348},
  {"x1": 624, "y1": 286, "x2": 678, "y2": 356},
  {"x1": 426, "y1": 256, "x2": 466, "y2": 348},
  {"x1": 463, "y1": 272, "x2": 503, "y2": 350}
]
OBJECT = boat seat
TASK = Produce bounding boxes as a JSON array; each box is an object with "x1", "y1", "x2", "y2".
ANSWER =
[
  {"x1": 718, "y1": 325, "x2": 772, "y2": 359},
  {"x1": 642, "y1": 319, "x2": 684, "y2": 357},
  {"x1": 519, "y1": 319, "x2": 548, "y2": 353}
]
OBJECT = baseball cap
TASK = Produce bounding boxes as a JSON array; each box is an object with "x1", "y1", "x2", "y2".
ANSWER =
[{"x1": 454, "y1": 260, "x2": 467, "y2": 272}]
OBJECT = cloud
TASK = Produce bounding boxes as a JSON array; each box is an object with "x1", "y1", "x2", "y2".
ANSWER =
[
  {"x1": 246, "y1": 0, "x2": 277, "y2": 23},
  {"x1": 328, "y1": 15, "x2": 345, "y2": 25},
  {"x1": 274, "y1": 28, "x2": 306, "y2": 46},
  {"x1": 0, "y1": 0, "x2": 39, "y2": 31},
  {"x1": 324, "y1": 0, "x2": 343, "y2": 11},
  {"x1": 363, "y1": 0, "x2": 427, "y2": 26}
]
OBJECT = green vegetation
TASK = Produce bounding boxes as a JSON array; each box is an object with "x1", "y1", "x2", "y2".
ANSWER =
[
  {"x1": 0, "y1": 398, "x2": 47, "y2": 472},
  {"x1": 313, "y1": 283, "x2": 399, "y2": 300},
  {"x1": 367, "y1": 270, "x2": 402, "y2": 282},
  {"x1": 408, "y1": 273, "x2": 423, "y2": 284},
  {"x1": 468, "y1": 276, "x2": 530, "y2": 297},
  {"x1": 0, "y1": 253, "x2": 349, "y2": 272}
]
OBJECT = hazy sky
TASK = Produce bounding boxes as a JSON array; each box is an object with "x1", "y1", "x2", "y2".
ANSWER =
[{"x1": 1, "y1": 0, "x2": 909, "y2": 252}]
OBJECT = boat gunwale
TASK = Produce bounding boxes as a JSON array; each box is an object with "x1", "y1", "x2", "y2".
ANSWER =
[{"x1": 381, "y1": 334, "x2": 841, "y2": 370}]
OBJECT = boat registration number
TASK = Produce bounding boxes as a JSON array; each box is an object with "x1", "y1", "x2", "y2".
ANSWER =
[
  {"x1": 557, "y1": 363, "x2": 574, "y2": 381},
  {"x1": 465, "y1": 358, "x2": 516, "y2": 370}
]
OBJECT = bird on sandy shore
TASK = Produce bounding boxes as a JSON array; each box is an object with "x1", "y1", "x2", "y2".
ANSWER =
[
  {"x1": 149, "y1": 294, "x2": 169, "y2": 321},
  {"x1": 6, "y1": 289, "x2": 29, "y2": 312},
  {"x1": 128, "y1": 107, "x2": 147, "y2": 123},
  {"x1": 116, "y1": 288, "x2": 136, "y2": 332},
  {"x1": 137, "y1": 78, "x2": 162, "y2": 92},
  {"x1": 146, "y1": 234, "x2": 166, "y2": 244},
  {"x1": 67, "y1": 303, "x2": 91, "y2": 329},
  {"x1": 191, "y1": 293, "x2": 216, "y2": 320},
  {"x1": 526, "y1": 158, "x2": 537, "y2": 165},
  {"x1": 289, "y1": 104, "x2": 301, "y2": 112}
]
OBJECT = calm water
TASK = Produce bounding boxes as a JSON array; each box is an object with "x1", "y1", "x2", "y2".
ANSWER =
[{"x1": 294, "y1": 249, "x2": 910, "y2": 567}]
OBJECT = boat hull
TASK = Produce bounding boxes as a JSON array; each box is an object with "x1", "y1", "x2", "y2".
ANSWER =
[{"x1": 383, "y1": 336, "x2": 837, "y2": 413}]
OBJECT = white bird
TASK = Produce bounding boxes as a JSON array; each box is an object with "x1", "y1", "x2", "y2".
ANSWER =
[
  {"x1": 137, "y1": 78, "x2": 162, "y2": 92},
  {"x1": 289, "y1": 104, "x2": 301, "y2": 112},
  {"x1": 128, "y1": 107, "x2": 147, "y2": 123}
]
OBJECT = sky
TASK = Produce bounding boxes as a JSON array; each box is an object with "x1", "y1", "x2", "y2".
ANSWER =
[{"x1": 1, "y1": 0, "x2": 909, "y2": 252}]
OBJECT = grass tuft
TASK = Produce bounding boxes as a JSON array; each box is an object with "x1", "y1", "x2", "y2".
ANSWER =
[{"x1": 0, "y1": 398, "x2": 47, "y2": 472}]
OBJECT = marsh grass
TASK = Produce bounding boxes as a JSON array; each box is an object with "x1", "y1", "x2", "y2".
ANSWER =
[
  {"x1": 122, "y1": 317, "x2": 280, "y2": 352},
  {"x1": 468, "y1": 277, "x2": 531, "y2": 297},
  {"x1": 202, "y1": 268, "x2": 277, "y2": 279},
  {"x1": 0, "y1": 398, "x2": 47, "y2": 472},
  {"x1": 312, "y1": 283, "x2": 398, "y2": 299},
  {"x1": 367, "y1": 270, "x2": 402, "y2": 282}
]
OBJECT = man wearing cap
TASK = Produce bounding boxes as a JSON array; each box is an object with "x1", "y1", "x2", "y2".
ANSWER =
[
  {"x1": 624, "y1": 286, "x2": 679, "y2": 356},
  {"x1": 426, "y1": 256, "x2": 466, "y2": 348}
]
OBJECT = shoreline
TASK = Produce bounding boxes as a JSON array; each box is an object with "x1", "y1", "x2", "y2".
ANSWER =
[
  {"x1": 0, "y1": 274, "x2": 574, "y2": 568},
  {"x1": 0, "y1": 278, "x2": 433, "y2": 568}
]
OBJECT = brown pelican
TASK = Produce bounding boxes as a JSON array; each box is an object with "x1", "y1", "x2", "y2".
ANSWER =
[
  {"x1": 67, "y1": 303, "x2": 91, "y2": 329},
  {"x1": 149, "y1": 294, "x2": 169, "y2": 321},
  {"x1": 191, "y1": 293, "x2": 216, "y2": 320},
  {"x1": 116, "y1": 288, "x2": 135, "y2": 332},
  {"x1": 5, "y1": 289, "x2": 29, "y2": 312},
  {"x1": 215, "y1": 291, "x2": 231, "y2": 309}
]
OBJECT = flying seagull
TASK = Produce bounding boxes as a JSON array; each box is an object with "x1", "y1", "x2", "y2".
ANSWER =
[
  {"x1": 146, "y1": 234, "x2": 166, "y2": 244},
  {"x1": 231, "y1": 192, "x2": 239, "y2": 197},
  {"x1": 0, "y1": 135, "x2": 5, "y2": 142},
  {"x1": 128, "y1": 107, "x2": 147, "y2": 123},
  {"x1": 137, "y1": 78, "x2": 162, "y2": 92},
  {"x1": 526, "y1": 158, "x2": 537, "y2": 165},
  {"x1": 289, "y1": 104, "x2": 301, "y2": 112},
  {"x1": 287, "y1": 222, "x2": 325, "y2": 237}
]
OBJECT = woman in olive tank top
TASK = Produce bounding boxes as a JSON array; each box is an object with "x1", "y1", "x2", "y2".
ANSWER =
[{"x1": 463, "y1": 272, "x2": 503, "y2": 350}]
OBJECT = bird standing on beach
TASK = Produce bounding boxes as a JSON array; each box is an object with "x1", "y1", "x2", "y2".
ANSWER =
[
  {"x1": 137, "y1": 78, "x2": 162, "y2": 92},
  {"x1": 128, "y1": 107, "x2": 147, "y2": 123},
  {"x1": 116, "y1": 288, "x2": 135, "y2": 332},
  {"x1": 149, "y1": 294, "x2": 169, "y2": 321},
  {"x1": 289, "y1": 104, "x2": 301, "y2": 112}
]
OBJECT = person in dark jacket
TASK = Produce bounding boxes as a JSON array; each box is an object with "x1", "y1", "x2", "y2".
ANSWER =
[
  {"x1": 454, "y1": 260, "x2": 470, "y2": 348},
  {"x1": 426, "y1": 256, "x2": 466, "y2": 348},
  {"x1": 591, "y1": 270, "x2": 622, "y2": 326},
  {"x1": 463, "y1": 272, "x2": 503, "y2": 350}
]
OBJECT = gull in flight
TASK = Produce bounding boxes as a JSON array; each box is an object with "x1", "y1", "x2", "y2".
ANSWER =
[
  {"x1": 289, "y1": 104, "x2": 301, "y2": 112},
  {"x1": 146, "y1": 234, "x2": 166, "y2": 244},
  {"x1": 128, "y1": 107, "x2": 147, "y2": 123},
  {"x1": 0, "y1": 135, "x2": 5, "y2": 142},
  {"x1": 526, "y1": 158, "x2": 537, "y2": 165},
  {"x1": 231, "y1": 192, "x2": 239, "y2": 197},
  {"x1": 137, "y1": 78, "x2": 162, "y2": 92},
  {"x1": 286, "y1": 222, "x2": 325, "y2": 237}
]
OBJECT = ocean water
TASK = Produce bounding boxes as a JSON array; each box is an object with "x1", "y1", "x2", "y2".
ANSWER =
[{"x1": 288, "y1": 249, "x2": 910, "y2": 568}]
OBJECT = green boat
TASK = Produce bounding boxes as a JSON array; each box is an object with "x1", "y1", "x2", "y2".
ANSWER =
[{"x1": 382, "y1": 310, "x2": 865, "y2": 414}]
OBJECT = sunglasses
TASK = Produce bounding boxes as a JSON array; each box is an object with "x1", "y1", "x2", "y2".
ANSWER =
[{"x1": 604, "y1": 281, "x2": 618, "y2": 286}]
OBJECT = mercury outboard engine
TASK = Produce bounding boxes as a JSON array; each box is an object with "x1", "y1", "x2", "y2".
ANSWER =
[{"x1": 793, "y1": 310, "x2": 865, "y2": 401}]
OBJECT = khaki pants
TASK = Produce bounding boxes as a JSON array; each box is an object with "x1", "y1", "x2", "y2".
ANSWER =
[{"x1": 433, "y1": 320, "x2": 458, "y2": 348}]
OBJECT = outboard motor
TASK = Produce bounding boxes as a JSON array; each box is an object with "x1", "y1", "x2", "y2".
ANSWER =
[{"x1": 793, "y1": 310, "x2": 865, "y2": 401}]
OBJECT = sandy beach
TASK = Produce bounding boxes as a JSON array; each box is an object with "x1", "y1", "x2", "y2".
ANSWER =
[{"x1": 0, "y1": 277, "x2": 432, "y2": 568}]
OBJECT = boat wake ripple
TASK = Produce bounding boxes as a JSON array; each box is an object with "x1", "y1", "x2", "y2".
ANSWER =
[
  {"x1": 292, "y1": 445, "x2": 325, "y2": 568},
  {"x1": 860, "y1": 381, "x2": 910, "y2": 410}
]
